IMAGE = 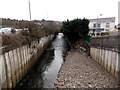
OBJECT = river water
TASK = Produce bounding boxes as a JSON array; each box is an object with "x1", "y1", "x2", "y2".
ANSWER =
[{"x1": 15, "y1": 33, "x2": 70, "y2": 88}]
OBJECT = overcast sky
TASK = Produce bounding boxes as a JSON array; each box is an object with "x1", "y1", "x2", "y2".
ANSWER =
[{"x1": 0, "y1": 0, "x2": 119, "y2": 24}]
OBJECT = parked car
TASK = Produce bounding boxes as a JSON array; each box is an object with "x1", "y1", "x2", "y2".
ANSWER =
[{"x1": 0, "y1": 27, "x2": 16, "y2": 34}]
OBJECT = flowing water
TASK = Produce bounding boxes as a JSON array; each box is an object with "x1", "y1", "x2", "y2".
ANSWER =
[{"x1": 15, "y1": 33, "x2": 70, "y2": 88}]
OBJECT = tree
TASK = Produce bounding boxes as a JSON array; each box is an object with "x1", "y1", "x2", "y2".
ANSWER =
[
  {"x1": 61, "y1": 18, "x2": 90, "y2": 42},
  {"x1": 114, "y1": 25, "x2": 117, "y2": 29}
]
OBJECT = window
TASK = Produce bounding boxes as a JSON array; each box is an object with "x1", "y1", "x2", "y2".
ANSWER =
[
  {"x1": 105, "y1": 29, "x2": 109, "y2": 32},
  {"x1": 106, "y1": 23, "x2": 110, "y2": 28},
  {"x1": 97, "y1": 24, "x2": 101, "y2": 28},
  {"x1": 93, "y1": 23, "x2": 96, "y2": 28}
]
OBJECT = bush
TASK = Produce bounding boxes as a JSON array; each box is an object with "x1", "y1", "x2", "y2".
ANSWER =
[
  {"x1": 2, "y1": 34, "x2": 24, "y2": 47},
  {"x1": 2, "y1": 18, "x2": 61, "y2": 48},
  {"x1": 96, "y1": 33, "x2": 100, "y2": 36},
  {"x1": 101, "y1": 32, "x2": 109, "y2": 36},
  {"x1": 101, "y1": 32, "x2": 104, "y2": 36},
  {"x1": 61, "y1": 18, "x2": 90, "y2": 42},
  {"x1": 104, "y1": 32, "x2": 109, "y2": 35}
]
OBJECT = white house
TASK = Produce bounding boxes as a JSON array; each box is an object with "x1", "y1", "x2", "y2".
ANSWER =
[{"x1": 89, "y1": 17, "x2": 115, "y2": 35}]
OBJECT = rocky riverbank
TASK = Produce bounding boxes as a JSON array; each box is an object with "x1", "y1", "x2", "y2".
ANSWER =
[{"x1": 54, "y1": 49, "x2": 118, "y2": 88}]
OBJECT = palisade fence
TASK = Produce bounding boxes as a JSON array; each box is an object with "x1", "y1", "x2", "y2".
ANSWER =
[
  {"x1": 90, "y1": 32, "x2": 120, "y2": 85},
  {"x1": 0, "y1": 35, "x2": 55, "y2": 89}
]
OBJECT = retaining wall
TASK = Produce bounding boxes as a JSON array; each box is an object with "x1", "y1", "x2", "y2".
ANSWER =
[
  {"x1": 90, "y1": 47, "x2": 119, "y2": 78},
  {"x1": 0, "y1": 35, "x2": 54, "y2": 89}
]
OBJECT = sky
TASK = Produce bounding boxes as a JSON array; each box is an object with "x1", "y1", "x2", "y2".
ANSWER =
[{"x1": 0, "y1": 0, "x2": 119, "y2": 24}]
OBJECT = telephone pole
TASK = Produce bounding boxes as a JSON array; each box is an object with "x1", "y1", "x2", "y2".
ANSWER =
[
  {"x1": 28, "y1": 0, "x2": 32, "y2": 21},
  {"x1": 118, "y1": 1, "x2": 120, "y2": 25}
]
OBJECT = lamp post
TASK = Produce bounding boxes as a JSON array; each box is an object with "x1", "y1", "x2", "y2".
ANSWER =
[
  {"x1": 96, "y1": 16, "x2": 98, "y2": 36},
  {"x1": 96, "y1": 14, "x2": 102, "y2": 36}
]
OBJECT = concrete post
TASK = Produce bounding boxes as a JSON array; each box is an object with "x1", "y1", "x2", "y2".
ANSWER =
[
  {"x1": 118, "y1": 1, "x2": 120, "y2": 84},
  {"x1": 118, "y1": 52, "x2": 120, "y2": 86},
  {"x1": 118, "y1": 29, "x2": 120, "y2": 86}
]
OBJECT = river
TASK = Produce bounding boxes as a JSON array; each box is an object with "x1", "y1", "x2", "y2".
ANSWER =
[{"x1": 15, "y1": 33, "x2": 70, "y2": 88}]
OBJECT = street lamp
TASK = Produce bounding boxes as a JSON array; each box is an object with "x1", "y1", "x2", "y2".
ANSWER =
[{"x1": 96, "y1": 14, "x2": 102, "y2": 36}]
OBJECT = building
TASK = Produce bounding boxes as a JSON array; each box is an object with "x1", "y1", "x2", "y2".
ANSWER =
[{"x1": 89, "y1": 17, "x2": 115, "y2": 35}]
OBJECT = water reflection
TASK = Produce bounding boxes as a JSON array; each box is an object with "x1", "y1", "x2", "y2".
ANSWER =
[{"x1": 15, "y1": 33, "x2": 70, "y2": 88}]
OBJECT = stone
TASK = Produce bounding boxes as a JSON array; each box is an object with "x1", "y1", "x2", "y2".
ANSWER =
[{"x1": 76, "y1": 82, "x2": 81, "y2": 86}]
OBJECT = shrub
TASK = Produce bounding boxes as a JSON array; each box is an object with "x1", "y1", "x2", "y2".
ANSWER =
[
  {"x1": 61, "y1": 18, "x2": 90, "y2": 42},
  {"x1": 101, "y1": 32, "x2": 104, "y2": 36},
  {"x1": 2, "y1": 18, "x2": 61, "y2": 48},
  {"x1": 104, "y1": 32, "x2": 109, "y2": 35},
  {"x1": 96, "y1": 33, "x2": 100, "y2": 36}
]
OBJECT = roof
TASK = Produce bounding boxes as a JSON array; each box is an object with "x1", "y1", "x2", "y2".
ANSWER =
[{"x1": 89, "y1": 17, "x2": 115, "y2": 23}]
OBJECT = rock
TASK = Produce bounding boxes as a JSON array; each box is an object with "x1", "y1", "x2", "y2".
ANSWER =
[
  {"x1": 59, "y1": 82, "x2": 64, "y2": 86},
  {"x1": 80, "y1": 76, "x2": 83, "y2": 78},
  {"x1": 54, "y1": 82, "x2": 57, "y2": 85},
  {"x1": 54, "y1": 50, "x2": 118, "y2": 88},
  {"x1": 73, "y1": 86, "x2": 76, "y2": 88},
  {"x1": 56, "y1": 78, "x2": 60, "y2": 82},
  {"x1": 66, "y1": 83, "x2": 72, "y2": 87},
  {"x1": 76, "y1": 82, "x2": 81, "y2": 86},
  {"x1": 88, "y1": 83, "x2": 92, "y2": 88}
]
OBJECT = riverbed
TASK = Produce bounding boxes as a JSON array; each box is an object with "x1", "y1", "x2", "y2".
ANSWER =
[{"x1": 15, "y1": 33, "x2": 70, "y2": 88}]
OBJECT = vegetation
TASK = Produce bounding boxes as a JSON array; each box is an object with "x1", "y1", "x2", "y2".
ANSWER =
[
  {"x1": 1, "y1": 18, "x2": 61, "y2": 47},
  {"x1": 101, "y1": 32, "x2": 109, "y2": 36},
  {"x1": 2, "y1": 34, "x2": 25, "y2": 47},
  {"x1": 61, "y1": 18, "x2": 90, "y2": 42}
]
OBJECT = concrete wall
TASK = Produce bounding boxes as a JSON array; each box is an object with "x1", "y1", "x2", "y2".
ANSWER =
[
  {"x1": 0, "y1": 35, "x2": 54, "y2": 89},
  {"x1": 90, "y1": 48, "x2": 119, "y2": 78},
  {"x1": 109, "y1": 31, "x2": 119, "y2": 36}
]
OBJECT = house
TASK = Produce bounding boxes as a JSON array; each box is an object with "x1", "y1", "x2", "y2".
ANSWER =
[{"x1": 89, "y1": 17, "x2": 115, "y2": 35}]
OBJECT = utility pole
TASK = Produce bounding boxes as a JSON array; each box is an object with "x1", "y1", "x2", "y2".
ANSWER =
[
  {"x1": 118, "y1": 1, "x2": 120, "y2": 87},
  {"x1": 28, "y1": 0, "x2": 32, "y2": 21},
  {"x1": 47, "y1": 12, "x2": 48, "y2": 20},
  {"x1": 118, "y1": 2, "x2": 120, "y2": 36}
]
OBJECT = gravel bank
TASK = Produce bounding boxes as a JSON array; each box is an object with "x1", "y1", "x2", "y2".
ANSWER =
[{"x1": 54, "y1": 49, "x2": 118, "y2": 88}]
